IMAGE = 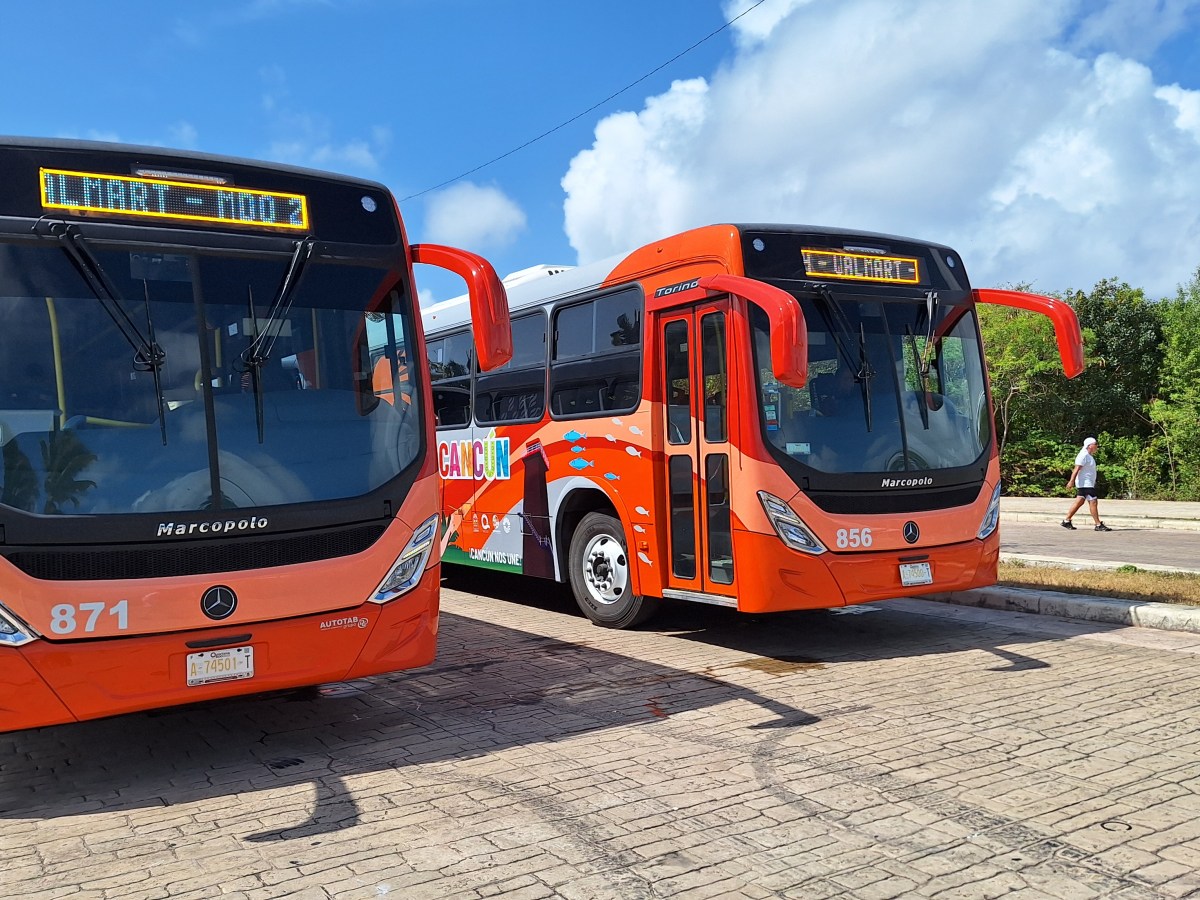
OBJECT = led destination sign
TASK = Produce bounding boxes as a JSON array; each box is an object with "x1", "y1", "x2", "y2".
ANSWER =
[
  {"x1": 40, "y1": 167, "x2": 310, "y2": 231},
  {"x1": 802, "y1": 248, "x2": 920, "y2": 285}
]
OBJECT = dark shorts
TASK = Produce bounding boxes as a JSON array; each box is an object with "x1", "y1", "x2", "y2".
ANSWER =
[{"x1": 1076, "y1": 486, "x2": 1099, "y2": 501}]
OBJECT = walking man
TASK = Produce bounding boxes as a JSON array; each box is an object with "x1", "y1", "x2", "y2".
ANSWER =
[{"x1": 1062, "y1": 437, "x2": 1111, "y2": 531}]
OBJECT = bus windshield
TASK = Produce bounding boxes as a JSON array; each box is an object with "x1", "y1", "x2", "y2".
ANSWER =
[
  {"x1": 752, "y1": 291, "x2": 990, "y2": 475},
  {"x1": 0, "y1": 241, "x2": 419, "y2": 516}
]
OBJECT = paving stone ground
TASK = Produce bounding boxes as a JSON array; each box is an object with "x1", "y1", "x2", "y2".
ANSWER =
[{"x1": 3, "y1": 569, "x2": 1200, "y2": 900}]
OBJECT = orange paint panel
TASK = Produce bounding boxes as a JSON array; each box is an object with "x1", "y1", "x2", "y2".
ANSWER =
[
  {"x1": 342, "y1": 581, "x2": 438, "y2": 679},
  {"x1": 7, "y1": 584, "x2": 436, "y2": 728},
  {"x1": 732, "y1": 527, "x2": 998, "y2": 613},
  {"x1": 734, "y1": 529, "x2": 847, "y2": 612},
  {"x1": 0, "y1": 651, "x2": 76, "y2": 730},
  {"x1": 827, "y1": 534, "x2": 998, "y2": 603},
  {"x1": 606, "y1": 224, "x2": 743, "y2": 286}
]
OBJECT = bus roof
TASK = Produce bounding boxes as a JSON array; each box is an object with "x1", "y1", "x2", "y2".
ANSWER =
[
  {"x1": 0, "y1": 135, "x2": 389, "y2": 192},
  {"x1": 422, "y1": 222, "x2": 959, "y2": 335},
  {"x1": 423, "y1": 258, "x2": 605, "y2": 332}
]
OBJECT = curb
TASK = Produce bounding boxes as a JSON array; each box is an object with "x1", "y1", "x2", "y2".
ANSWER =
[
  {"x1": 1000, "y1": 552, "x2": 1200, "y2": 576},
  {"x1": 923, "y1": 586, "x2": 1200, "y2": 634},
  {"x1": 1000, "y1": 513, "x2": 1200, "y2": 532}
]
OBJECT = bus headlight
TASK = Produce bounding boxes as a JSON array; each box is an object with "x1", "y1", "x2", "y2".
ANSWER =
[
  {"x1": 0, "y1": 603, "x2": 37, "y2": 646},
  {"x1": 758, "y1": 491, "x2": 827, "y2": 555},
  {"x1": 370, "y1": 514, "x2": 440, "y2": 604},
  {"x1": 977, "y1": 482, "x2": 1002, "y2": 540}
]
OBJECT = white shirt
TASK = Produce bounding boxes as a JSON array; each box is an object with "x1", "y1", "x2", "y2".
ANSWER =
[{"x1": 1074, "y1": 448, "x2": 1097, "y2": 488}]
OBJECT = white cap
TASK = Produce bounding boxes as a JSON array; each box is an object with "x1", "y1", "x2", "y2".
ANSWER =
[{"x1": 1084, "y1": 437, "x2": 1097, "y2": 448}]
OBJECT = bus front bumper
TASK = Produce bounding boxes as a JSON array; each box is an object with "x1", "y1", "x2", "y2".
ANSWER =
[
  {"x1": 733, "y1": 529, "x2": 999, "y2": 613},
  {"x1": 0, "y1": 581, "x2": 438, "y2": 734}
]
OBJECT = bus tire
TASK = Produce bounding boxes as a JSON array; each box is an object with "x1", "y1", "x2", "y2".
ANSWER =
[{"x1": 568, "y1": 512, "x2": 659, "y2": 628}]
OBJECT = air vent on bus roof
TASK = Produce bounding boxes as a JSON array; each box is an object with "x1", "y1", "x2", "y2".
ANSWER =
[{"x1": 501, "y1": 264, "x2": 573, "y2": 288}]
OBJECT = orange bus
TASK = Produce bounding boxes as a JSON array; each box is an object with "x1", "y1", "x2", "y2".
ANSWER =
[
  {"x1": 422, "y1": 224, "x2": 1083, "y2": 628},
  {"x1": 0, "y1": 137, "x2": 510, "y2": 731}
]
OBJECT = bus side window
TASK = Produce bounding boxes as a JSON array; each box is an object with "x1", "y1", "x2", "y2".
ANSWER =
[
  {"x1": 428, "y1": 330, "x2": 474, "y2": 428},
  {"x1": 550, "y1": 288, "x2": 643, "y2": 420},
  {"x1": 475, "y1": 312, "x2": 546, "y2": 425},
  {"x1": 433, "y1": 387, "x2": 470, "y2": 426}
]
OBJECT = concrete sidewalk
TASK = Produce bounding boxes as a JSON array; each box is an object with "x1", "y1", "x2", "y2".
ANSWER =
[
  {"x1": 926, "y1": 497, "x2": 1200, "y2": 634},
  {"x1": 1000, "y1": 496, "x2": 1200, "y2": 531}
]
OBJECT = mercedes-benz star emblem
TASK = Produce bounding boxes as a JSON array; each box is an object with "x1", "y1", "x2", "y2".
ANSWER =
[
  {"x1": 200, "y1": 585, "x2": 238, "y2": 620},
  {"x1": 903, "y1": 521, "x2": 920, "y2": 544}
]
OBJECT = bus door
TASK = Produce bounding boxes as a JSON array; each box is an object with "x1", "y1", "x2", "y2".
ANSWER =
[{"x1": 660, "y1": 300, "x2": 737, "y2": 606}]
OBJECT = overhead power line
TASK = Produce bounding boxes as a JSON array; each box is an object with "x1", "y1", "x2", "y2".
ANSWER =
[{"x1": 401, "y1": 0, "x2": 770, "y2": 202}]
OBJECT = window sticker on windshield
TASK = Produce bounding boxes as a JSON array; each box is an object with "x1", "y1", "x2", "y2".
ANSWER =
[{"x1": 765, "y1": 402, "x2": 779, "y2": 430}]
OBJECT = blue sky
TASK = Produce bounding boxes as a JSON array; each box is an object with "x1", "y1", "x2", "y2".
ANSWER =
[{"x1": 6, "y1": 0, "x2": 1200, "y2": 303}]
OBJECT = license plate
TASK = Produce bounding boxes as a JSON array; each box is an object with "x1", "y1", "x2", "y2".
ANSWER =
[
  {"x1": 899, "y1": 562, "x2": 933, "y2": 587},
  {"x1": 187, "y1": 646, "x2": 254, "y2": 687}
]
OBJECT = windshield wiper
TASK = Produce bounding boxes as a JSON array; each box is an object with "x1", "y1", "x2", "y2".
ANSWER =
[
  {"x1": 239, "y1": 236, "x2": 315, "y2": 443},
  {"x1": 35, "y1": 219, "x2": 169, "y2": 444},
  {"x1": 807, "y1": 283, "x2": 876, "y2": 431},
  {"x1": 905, "y1": 291, "x2": 941, "y2": 431},
  {"x1": 854, "y1": 321, "x2": 876, "y2": 432},
  {"x1": 918, "y1": 290, "x2": 938, "y2": 376},
  {"x1": 241, "y1": 236, "x2": 314, "y2": 371}
]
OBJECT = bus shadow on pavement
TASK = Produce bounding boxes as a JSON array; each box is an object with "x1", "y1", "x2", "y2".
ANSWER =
[
  {"x1": 645, "y1": 598, "x2": 1057, "y2": 673},
  {"x1": 445, "y1": 565, "x2": 1080, "y2": 675},
  {"x1": 0, "y1": 610, "x2": 816, "y2": 838}
]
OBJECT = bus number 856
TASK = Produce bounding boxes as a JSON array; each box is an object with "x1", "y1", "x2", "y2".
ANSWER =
[{"x1": 835, "y1": 528, "x2": 873, "y2": 549}]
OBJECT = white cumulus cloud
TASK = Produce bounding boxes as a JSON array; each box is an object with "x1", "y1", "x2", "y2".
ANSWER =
[
  {"x1": 423, "y1": 182, "x2": 527, "y2": 250},
  {"x1": 260, "y1": 69, "x2": 389, "y2": 176},
  {"x1": 562, "y1": 0, "x2": 1200, "y2": 297}
]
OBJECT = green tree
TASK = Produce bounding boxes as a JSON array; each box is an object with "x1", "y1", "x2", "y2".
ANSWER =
[
  {"x1": 1060, "y1": 278, "x2": 1163, "y2": 443},
  {"x1": 1149, "y1": 267, "x2": 1200, "y2": 498}
]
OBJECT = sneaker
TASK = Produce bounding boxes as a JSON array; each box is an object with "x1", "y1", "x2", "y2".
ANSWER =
[
  {"x1": 1095, "y1": 523, "x2": 1112, "y2": 532},
  {"x1": 1060, "y1": 520, "x2": 1076, "y2": 530}
]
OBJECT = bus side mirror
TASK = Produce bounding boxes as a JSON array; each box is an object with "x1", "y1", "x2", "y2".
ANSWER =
[
  {"x1": 648, "y1": 273, "x2": 808, "y2": 388},
  {"x1": 973, "y1": 288, "x2": 1085, "y2": 378},
  {"x1": 698, "y1": 274, "x2": 808, "y2": 388},
  {"x1": 411, "y1": 243, "x2": 513, "y2": 371}
]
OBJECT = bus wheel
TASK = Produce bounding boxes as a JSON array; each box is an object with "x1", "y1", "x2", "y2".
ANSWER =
[{"x1": 568, "y1": 512, "x2": 659, "y2": 628}]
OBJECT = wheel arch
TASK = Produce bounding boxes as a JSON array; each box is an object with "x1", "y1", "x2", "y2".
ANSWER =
[{"x1": 553, "y1": 487, "x2": 620, "y2": 584}]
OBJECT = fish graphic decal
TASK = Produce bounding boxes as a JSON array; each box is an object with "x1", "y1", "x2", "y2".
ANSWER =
[
  {"x1": 637, "y1": 552, "x2": 654, "y2": 566},
  {"x1": 611, "y1": 418, "x2": 623, "y2": 426},
  {"x1": 635, "y1": 506, "x2": 650, "y2": 517},
  {"x1": 604, "y1": 434, "x2": 617, "y2": 442},
  {"x1": 625, "y1": 446, "x2": 641, "y2": 458},
  {"x1": 633, "y1": 524, "x2": 646, "y2": 534},
  {"x1": 568, "y1": 458, "x2": 595, "y2": 470},
  {"x1": 603, "y1": 472, "x2": 620, "y2": 481},
  {"x1": 571, "y1": 445, "x2": 585, "y2": 453},
  {"x1": 563, "y1": 429, "x2": 587, "y2": 442},
  {"x1": 628, "y1": 425, "x2": 644, "y2": 436}
]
